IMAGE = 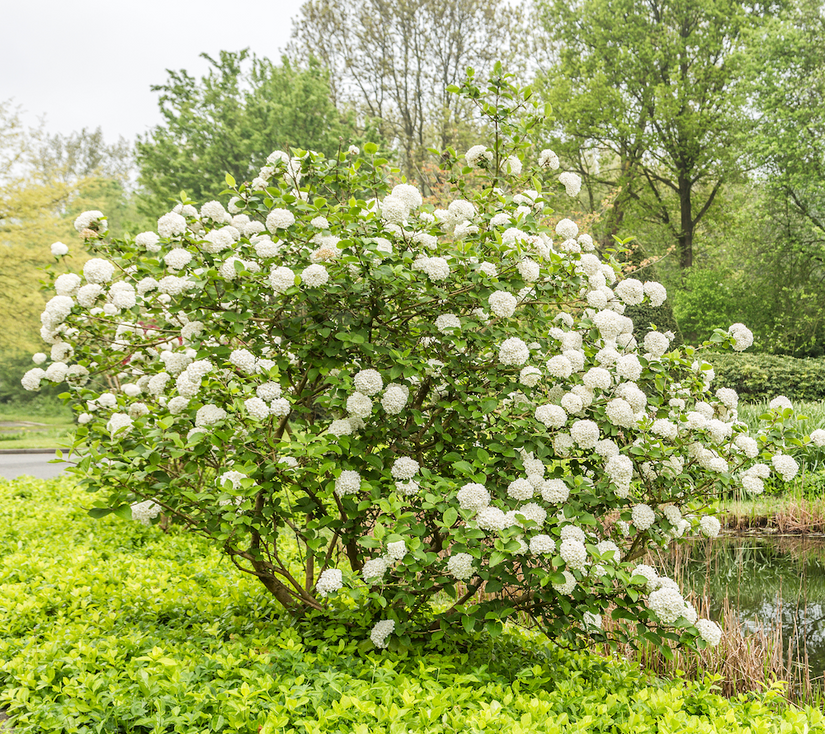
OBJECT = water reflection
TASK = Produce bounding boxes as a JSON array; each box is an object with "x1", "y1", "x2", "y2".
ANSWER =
[{"x1": 653, "y1": 536, "x2": 825, "y2": 680}]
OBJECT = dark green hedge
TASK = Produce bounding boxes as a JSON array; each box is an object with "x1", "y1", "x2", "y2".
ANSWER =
[
  {"x1": 704, "y1": 352, "x2": 825, "y2": 402},
  {"x1": 625, "y1": 301, "x2": 683, "y2": 347}
]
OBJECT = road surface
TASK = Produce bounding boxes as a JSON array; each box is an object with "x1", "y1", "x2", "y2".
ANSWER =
[{"x1": 0, "y1": 451, "x2": 69, "y2": 481}]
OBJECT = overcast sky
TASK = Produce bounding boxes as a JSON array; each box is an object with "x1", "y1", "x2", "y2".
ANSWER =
[{"x1": 1, "y1": 0, "x2": 306, "y2": 143}]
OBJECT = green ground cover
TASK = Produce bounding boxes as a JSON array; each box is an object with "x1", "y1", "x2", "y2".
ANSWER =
[
  {"x1": 0, "y1": 399, "x2": 74, "y2": 450},
  {"x1": 0, "y1": 477, "x2": 821, "y2": 733}
]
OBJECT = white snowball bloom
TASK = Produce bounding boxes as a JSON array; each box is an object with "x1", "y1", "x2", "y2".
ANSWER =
[
  {"x1": 316, "y1": 569, "x2": 344, "y2": 597},
  {"x1": 561, "y1": 392, "x2": 583, "y2": 414},
  {"x1": 504, "y1": 155, "x2": 522, "y2": 175},
  {"x1": 560, "y1": 539, "x2": 588, "y2": 571},
  {"x1": 380, "y1": 195, "x2": 409, "y2": 224},
  {"x1": 269, "y1": 266, "x2": 296, "y2": 294},
  {"x1": 195, "y1": 404, "x2": 227, "y2": 427},
  {"x1": 516, "y1": 502, "x2": 547, "y2": 527},
  {"x1": 596, "y1": 540, "x2": 621, "y2": 562},
  {"x1": 632, "y1": 564, "x2": 659, "y2": 591},
  {"x1": 643, "y1": 281, "x2": 667, "y2": 307},
  {"x1": 489, "y1": 291, "x2": 517, "y2": 318},
  {"x1": 83, "y1": 258, "x2": 116, "y2": 284},
  {"x1": 583, "y1": 367, "x2": 611, "y2": 391},
  {"x1": 230, "y1": 348, "x2": 257, "y2": 374},
  {"x1": 715, "y1": 387, "x2": 739, "y2": 410},
  {"x1": 728, "y1": 323, "x2": 754, "y2": 351},
  {"x1": 546, "y1": 355, "x2": 573, "y2": 379},
  {"x1": 648, "y1": 587, "x2": 688, "y2": 624},
  {"x1": 553, "y1": 571, "x2": 576, "y2": 594},
  {"x1": 554, "y1": 433, "x2": 575, "y2": 456},
  {"x1": 696, "y1": 619, "x2": 723, "y2": 646},
  {"x1": 811, "y1": 429, "x2": 825, "y2": 447},
  {"x1": 465, "y1": 145, "x2": 493, "y2": 167},
  {"x1": 447, "y1": 552, "x2": 475, "y2": 580},
  {"x1": 769, "y1": 395, "x2": 792, "y2": 412},
  {"x1": 328, "y1": 419, "x2": 354, "y2": 437},
  {"x1": 517, "y1": 258, "x2": 540, "y2": 282},
  {"x1": 615, "y1": 278, "x2": 644, "y2": 305},
  {"x1": 435, "y1": 313, "x2": 461, "y2": 333},
  {"x1": 530, "y1": 534, "x2": 556, "y2": 555},
  {"x1": 538, "y1": 149, "x2": 560, "y2": 170},
  {"x1": 161, "y1": 246, "x2": 193, "y2": 271},
  {"x1": 606, "y1": 398, "x2": 637, "y2": 428},
  {"x1": 541, "y1": 478, "x2": 570, "y2": 503},
  {"x1": 270, "y1": 398, "x2": 291, "y2": 417},
  {"x1": 391, "y1": 183, "x2": 423, "y2": 209},
  {"x1": 644, "y1": 331, "x2": 670, "y2": 358},
  {"x1": 555, "y1": 218, "x2": 578, "y2": 239},
  {"x1": 107, "y1": 412, "x2": 134, "y2": 438},
  {"x1": 386, "y1": 540, "x2": 408, "y2": 562},
  {"x1": 266, "y1": 208, "x2": 295, "y2": 231},
  {"x1": 507, "y1": 478, "x2": 534, "y2": 501},
  {"x1": 44, "y1": 362, "x2": 68, "y2": 382},
  {"x1": 74, "y1": 210, "x2": 106, "y2": 233},
  {"x1": 772, "y1": 452, "x2": 799, "y2": 482},
  {"x1": 457, "y1": 483, "x2": 490, "y2": 511},
  {"x1": 54, "y1": 273, "x2": 82, "y2": 297},
  {"x1": 352, "y1": 369, "x2": 383, "y2": 396},
  {"x1": 346, "y1": 392, "x2": 373, "y2": 418},
  {"x1": 370, "y1": 619, "x2": 395, "y2": 648},
  {"x1": 476, "y1": 506, "x2": 509, "y2": 532},
  {"x1": 592, "y1": 310, "x2": 626, "y2": 340},
  {"x1": 335, "y1": 470, "x2": 362, "y2": 496},
  {"x1": 632, "y1": 504, "x2": 655, "y2": 530},
  {"x1": 157, "y1": 212, "x2": 187, "y2": 238},
  {"x1": 559, "y1": 171, "x2": 582, "y2": 197},
  {"x1": 244, "y1": 397, "x2": 270, "y2": 420},
  {"x1": 302, "y1": 263, "x2": 329, "y2": 288},
  {"x1": 594, "y1": 439, "x2": 619, "y2": 458},
  {"x1": 362, "y1": 557, "x2": 388, "y2": 584},
  {"x1": 51, "y1": 241, "x2": 69, "y2": 256},
  {"x1": 499, "y1": 337, "x2": 530, "y2": 366},
  {"x1": 535, "y1": 404, "x2": 567, "y2": 429},
  {"x1": 131, "y1": 500, "x2": 162, "y2": 526},
  {"x1": 381, "y1": 384, "x2": 409, "y2": 415},
  {"x1": 421, "y1": 256, "x2": 450, "y2": 282},
  {"x1": 652, "y1": 419, "x2": 678, "y2": 440},
  {"x1": 616, "y1": 354, "x2": 643, "y2": 382},
  {"x1": 699, "y1": 515, "x2": 721, "y2": 538},
  {"x1": 391, "y1": 457, "x2": 419, "y2": 480},
  {"x1": 570, "y1": 419, "x2": 599, "y2": 449}
]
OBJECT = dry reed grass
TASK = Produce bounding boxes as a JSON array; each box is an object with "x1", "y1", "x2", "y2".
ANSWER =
[{"x1": 722, "y1": 497, "x2": 825, "y2": 534}]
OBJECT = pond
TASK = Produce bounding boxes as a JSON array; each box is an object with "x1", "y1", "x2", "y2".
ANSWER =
[{"x1": 651, "y1": 535, "x2": 825, "y2": 684}]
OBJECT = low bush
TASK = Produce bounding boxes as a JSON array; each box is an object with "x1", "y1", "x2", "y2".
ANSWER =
[
  {"x1": 0, "y1": 477, "x2": 822, "y2": 733},
  {"x1": 706, "y1": 353, "x2": 825, "y2": 402}
]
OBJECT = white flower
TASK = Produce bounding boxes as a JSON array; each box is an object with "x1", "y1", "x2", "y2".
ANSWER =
[
  {"x1": 447, "y1": 552, "x2": 475, "y2": 580},
  {"x1": 328, "y1": 419, "x2": 353, "y2": 437},
  {"x1": 555, "y1": 218, "x2": 578, "y2": 239},
  {"x1": 504, "y1": 155, "x2": 522, "y2": 175},
  {"x1": 346, "y1": 392, "x2": 373, "y2": 418},
  {"x1": 559, "y1": 171, "x2": 582, "y2": 197},
  {"x1": 476, "y1": 506, "x2": 509, "y2": 531},
  {"x1": 348, "y1": 145, "x2": 360, "y2": 156},
  {"x1": 21, "y1": 367, "x2": 45, "y2": 391},
  {"x1": 538, "y1": 149, "x2": 560, "y2": 169},
  {"x1": 83, "y1": 258, "x2": 116, "y2": 284},
  {"x1": 269, "y1": 398, "x2": 291, "y2": 417},
  {"x1": 391, "y1": 183, "x2": 423, "y2": 209},
  {"x1": 370, "y1": 619, "x2": 395, "y2": 648},
  {"x1": 605, "y1": 398, "x2": 637, "y2": 428},
  {"x1": 230, "y1": 348, "x2": 257, "y2": 374},
  {"x1": 769, "y1": 395, "x2": 792, "y2": 412},
  {"x1": 499, "y1": 337, "x2": 530, "y2": 366},
  {"x1": 74, "y1": 210, "x2": 106, "y2": 233},
  {"x1": 244, "y1": 397, "x2": 270, "y2": 420},
  {"x1": 381, "y1": 384, "x2": 409, "y2": 414},
  {"x1": 488, "y1": 291, "x2": 517, "y2": 318},
  {"x1": 632, "y1": 504, "x2": 655, "y2": 530},
  {"x1": 699, "y1": 515, "x2": 721, "y2": 537},
  {"x1": 457, "y1": 483, "x2": 490, "y2": 511},
  {"x1": 652, "y1": 419, "x2": 678, "y2": 440},
  {"x1": 335, "y1": 470, "x2": 362, "y2": 496},
  {"x1": 696, "y1": 618, "x2": 722, "y2": 646},
  {"x1": 157, "y1": 212, "x2": 187, "y2": 238},
  {"x1": 570, "y1": 419, "x2": 599, "y2": 449},
  {"x1": 302, "y1": 264, "x2": 329, "y2": 288},
  {"x1": 535, "y1": 404, "x2": 566, "y2": 429},
  {"x1": 615, "y1": 278, "x2": 644, "y2": 305},
  {"x1": 507, "y1": 478, "x2": 534, "y2": 501},
  {"x1": 200, "y1": 200, "x2": 228, "y2": 223},
  {"x1": 391, "y1": 457, "x2": 419, "y2": 480},
  {"x1": 421, "y1": 256, "x2": 450, "y2": 282},
  {"x1": 316, "y1": 569, "x2": 343, "y2": 597},
  {"x1": 552, "y1": 571, "x2": 576, "y2": 594},
  {"x1": 560, "y1": 539, "x2": 588, "y2": 571},
  {"x1": 465, "y1": 145, "x2": 493, "y2": 167},
  {"x1": 163, "y1": 248, "x2": 192, "y2": 271},
  {"x1": 516, "y1": 502, "x2": 546, "y2": 527},
  {"x1": 772, "y1": 452, "x2": 799, "y2": 482},
  {"x1": 530, "y1": 534, "x2": 556, "y2": 554},
  {"x1": 541, "y1": 478, "x2": 569, "y2": 503},
  {"x1": 269, "y1": 266, "x2": 296, "y2": 294},
  {"x1": 266, "y1": 208, "x2": 295, "y2": 231},
  {"x1": 728, "y1": 323, "x2": 753, "y2": 351},
  {"x1": 811, "y1": 429, "x2": 825, "y2": 447},
  {"x1": 643, "y1": 281, "x2": 667, "y2": 307},
  {"x1": 195, "y1": 404, "x2": 227, "y2": 427},
  {"x1": 349, "y1": 369, "x2": 382, "y2": 396},
  {"x1": 632, "y1": 564, "x2": 658, "y2": 591},
  {"x1": 362, "y1": 557, "x2": 388, "y2": 584},
  {"x1": 50, "y1": 241, "x2": 69, "y2": 256},
  {"x1": 545, "y1": 355, "x2": 573, "y2": 380},
  {"x1": 596, "y1": 540, "x2": 621, "y2": 562},
  {"x1": 131, "y1": 500, "x2": 161, "y2": 526},
  {"x1": 435, "y1": 314, "x2": 461, "y2": 333},
  {"x1": 379, "y1": 540, "x2": 407, "y2": 566},
  {"x1": 107, "y1": 412, "x2": 133, "y2": 438},
  {"x1": 519, "y1": 366, "x2": 541, "y2": 388},
  {"x1": 648, "y1": 587, "x2": 688, "y2": 624}
]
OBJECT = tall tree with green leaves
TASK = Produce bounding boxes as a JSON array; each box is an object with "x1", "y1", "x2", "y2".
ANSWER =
[
  {"x1": 135, "y1": 51, "x2": 368, "y2": 213},
  {"x1": 536, "y1": 0, "x2": 776, "y2": 268}
]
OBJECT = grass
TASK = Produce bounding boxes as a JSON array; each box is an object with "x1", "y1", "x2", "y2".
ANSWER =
[
  {"x1": 1, "y1": 476, "x2": 822, "y2": 733},
  {"x1": 0, "y1": 400, "x2": 74, "y2": 450}
]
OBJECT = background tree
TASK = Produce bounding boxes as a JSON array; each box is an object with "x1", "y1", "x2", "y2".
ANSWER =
[
  {"x1": 289, "y1": 0, "x2": 525, "y2": 190},
  {"x1": 135, "y1": 51, "x2": 370, "y2": 215},
  {"x1": 535, "y1": 0, "x2": 771, "y2": 270}
]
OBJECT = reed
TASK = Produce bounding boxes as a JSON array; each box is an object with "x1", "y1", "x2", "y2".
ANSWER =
[{"x1": 720, "y1": 496, "x2": 825, "y2": 533}]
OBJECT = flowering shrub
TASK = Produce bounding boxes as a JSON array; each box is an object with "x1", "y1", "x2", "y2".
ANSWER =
[{"x1": 22, "y1": 68, "x2": 822, "y2": 652}]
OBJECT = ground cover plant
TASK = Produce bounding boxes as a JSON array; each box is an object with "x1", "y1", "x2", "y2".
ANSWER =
[
  {"x1": 19, "y1": 67, "x2": 825, "y2": 654},
  {"x1": 1, "y1": 476, "x2": 823, "y2": 733}
]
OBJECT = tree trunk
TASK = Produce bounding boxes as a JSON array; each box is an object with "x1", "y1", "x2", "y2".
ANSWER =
[{"x1": 678, "y1": 174, "x2": 693, "y2": 269}]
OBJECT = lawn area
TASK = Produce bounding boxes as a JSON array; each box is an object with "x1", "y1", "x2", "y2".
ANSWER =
[
  {"x1": 0, "y1": 404, "x2": 74, "y2": 450},
  {"x1": 0, "y1": 476, "x2": 822, "y2": 733}
]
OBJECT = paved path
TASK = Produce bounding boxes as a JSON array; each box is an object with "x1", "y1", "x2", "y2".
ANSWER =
[{"x1": 0, "y1": 451, "x2": 68, "y2": 481}]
